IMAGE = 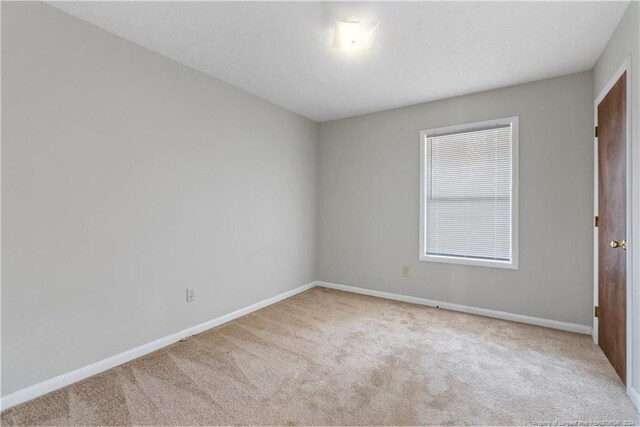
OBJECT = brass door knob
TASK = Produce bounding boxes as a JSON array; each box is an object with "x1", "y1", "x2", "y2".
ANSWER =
[{"x1": 610, "y1": 240, "x2": 627, "y2": 250}]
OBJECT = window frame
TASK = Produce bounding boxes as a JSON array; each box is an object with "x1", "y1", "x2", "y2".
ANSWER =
[{"x1": 419, "y1": 116, "x2": 519, "y2": 270}]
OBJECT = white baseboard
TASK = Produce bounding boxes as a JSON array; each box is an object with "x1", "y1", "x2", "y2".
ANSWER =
[
  {"x1": 0, "y1": 280, "x2": 598, "y2": 411},
  {"x1": 0, "y1": 282, "x2": 316, "y2": 411},
  {"x1": 628, "y1": 386, "x2": 640, "y2": 412},
  {"x1": 317, "y1": 281, "x2": 592, "y2": 335}
]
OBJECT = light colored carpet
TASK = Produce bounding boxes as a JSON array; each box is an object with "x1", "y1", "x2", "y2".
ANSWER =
[{"x1": 2, "y1": 287, "x2": 638, "y2": 426}]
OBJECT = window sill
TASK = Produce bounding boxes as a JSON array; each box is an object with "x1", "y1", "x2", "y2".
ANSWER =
[{"x1": 418, "y1": 254, "x2": 518, "y2": 270}]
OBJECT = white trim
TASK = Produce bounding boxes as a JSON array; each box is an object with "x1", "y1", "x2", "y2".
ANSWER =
[
  {"x1": 593, "y1": 56, "x2": 633, "y2": 389},
  {"x1": 628, "y1": 386, "x2": 640, "y2": 412},
  {"x1": 419, "y1": 116, "x2": 519, "y2": 270},
  {"x1": 317, "y1": 281, "x2": 591, "y2": 335},
  {"x1": 0, "y1": 280, "x2": 598, "y2": 412},
  {"x1": 593, "y1": 109, "x2": 599, "y2": 345},
  {"x1": 0, "y1": 282, "x2": 316, "y2": 411}
]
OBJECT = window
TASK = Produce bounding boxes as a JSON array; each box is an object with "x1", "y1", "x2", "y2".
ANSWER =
[{"x1": 419, "y1": 117, "x2": 518, "y2": 269}]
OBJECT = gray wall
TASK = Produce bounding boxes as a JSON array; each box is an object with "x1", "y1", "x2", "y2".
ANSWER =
[
  {"x1": 593, "y1": 0, "x2": 640, "y2": 401},
  {"x1": 1, "y1": 2, "x2": 317, "y2": 396},
  {"x1": 316, "y1": 72, "x2": 594, "y2": 326}
]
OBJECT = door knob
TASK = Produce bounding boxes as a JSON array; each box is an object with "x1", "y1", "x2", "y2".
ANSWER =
[{"x1": 609, "y1": 240, "x2": 627, "y2": 250}]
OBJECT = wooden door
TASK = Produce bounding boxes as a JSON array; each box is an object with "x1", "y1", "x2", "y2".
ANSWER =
[{"x1": 597, "y1": 71, "x2": 627, "y2": 384}]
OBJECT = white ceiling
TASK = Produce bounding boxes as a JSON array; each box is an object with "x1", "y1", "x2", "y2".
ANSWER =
[{"x1": 50, "y1": 1, "x2": 628, "y2": 122}]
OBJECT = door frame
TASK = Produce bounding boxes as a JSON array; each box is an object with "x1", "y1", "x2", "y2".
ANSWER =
[{"x1": 593, "y1": 56, "x2": 633, "y2": 388}]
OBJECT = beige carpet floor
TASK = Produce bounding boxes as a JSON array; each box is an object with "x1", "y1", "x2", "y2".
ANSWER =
[{"x1": 2, "y1": 287, "x2": 638, "y2": 426}]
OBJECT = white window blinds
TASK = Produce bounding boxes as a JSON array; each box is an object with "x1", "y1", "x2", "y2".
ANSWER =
[{"x1": 422, "y1": 121, "x2": 515, "y2": 265}]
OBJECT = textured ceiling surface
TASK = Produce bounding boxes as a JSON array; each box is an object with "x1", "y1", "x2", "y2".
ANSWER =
[{"x1": 50, "y1": 1, "x2": 628, "y2": 122}]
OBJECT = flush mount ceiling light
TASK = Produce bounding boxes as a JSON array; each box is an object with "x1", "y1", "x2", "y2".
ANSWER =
[{"x1": 333, "y1": 17, "x2": 379, "y2": 50}]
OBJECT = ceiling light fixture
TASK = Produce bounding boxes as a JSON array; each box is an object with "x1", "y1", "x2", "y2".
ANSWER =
[{"x1": 333, "y1": 17, "x2": 379, "y2": 50}]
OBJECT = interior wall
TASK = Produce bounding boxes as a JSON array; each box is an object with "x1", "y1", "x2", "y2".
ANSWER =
[
  {"x1": 1, "y1": 2, "x2": 317, "y2": 397},
  {"x1": 316, "y1": 72, "x2": 594, "y2": 327},
  {"x1": 593, "y1": 0, "x2": 640, "y2": 404}
]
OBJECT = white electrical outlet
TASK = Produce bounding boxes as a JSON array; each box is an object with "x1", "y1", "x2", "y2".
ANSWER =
[
  {"x1": 402, "y1": 266, "x2": 409, "y2": 277},
  {"x1": 186, "y1": 289, "x2": 195, "y2": 303}
]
